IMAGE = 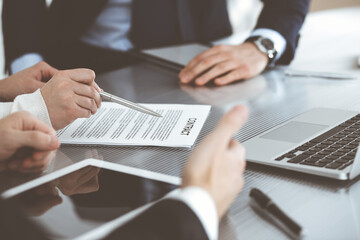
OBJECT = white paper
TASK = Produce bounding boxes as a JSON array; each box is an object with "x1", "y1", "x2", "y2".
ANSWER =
[{"x1": 57, "y1": 102, "x2": 211, "y2": 147}]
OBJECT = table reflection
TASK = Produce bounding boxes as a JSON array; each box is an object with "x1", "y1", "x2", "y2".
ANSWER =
[{"x1": 4, "y1": 166, "x2": 178, "y2": 239}]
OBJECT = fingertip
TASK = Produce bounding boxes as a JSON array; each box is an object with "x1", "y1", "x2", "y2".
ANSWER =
[
  {"x1": 195, "y1": 78, "x2": 205, "y2": 86},
  {"x1": 214, "y1": 78, "x2": 225, "y2": 85},
  {"x1": 82, "y1": 69, "x2": 96, "y2": 82},
  {"x1": 179, "y1": 74, "x2": 190, "y2": 84},
  {"x1": 230, "y1": 105, "x2": 248, "y2": 118},
  {"x1": 89, "y1": 69, "x2": 96, "y2": 80},
  {"x1": 50, "y1": 135, "x2": 60, "y2": 149}
]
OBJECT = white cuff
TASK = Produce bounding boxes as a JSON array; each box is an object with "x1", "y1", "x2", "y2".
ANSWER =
[
  {"x1": 250, "y1": 28, "x2": 287, "y2": 63},
  {"x1": 166, "y1": 187, "x2": 218, "y2": 240},
  {"x1": 11, "y1": 53, "x2": 44, "y2": 74},
  {"x1": 11, "y1": 89, "x2": 52, "y2": 127}
]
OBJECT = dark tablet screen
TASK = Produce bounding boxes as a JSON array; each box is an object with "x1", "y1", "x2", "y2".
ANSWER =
[{"x1": 5, "y1": 166, "x2": 178, "y2": 239}]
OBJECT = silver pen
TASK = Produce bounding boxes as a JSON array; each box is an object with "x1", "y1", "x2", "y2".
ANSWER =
[
  {"x1": 285, "y1": 69, "x2": 357, "y2": 80},
  {"x1": 100, "y1": 90, "x2": 162, "y2": 118}
]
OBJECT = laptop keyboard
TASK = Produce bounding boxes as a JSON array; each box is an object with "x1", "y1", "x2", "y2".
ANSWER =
[{"x1": 274, "y1": 114, "x2": 360, "y2": 170}]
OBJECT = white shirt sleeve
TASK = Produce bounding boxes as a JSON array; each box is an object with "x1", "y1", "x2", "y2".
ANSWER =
[
  {"x1": 0, "y1": 89, "x2": 52, "y2": 127},
  {"x1": 165, "y1": 186, "x2": 218, "y2": 240},
  {"x1": 11, "y1": 53, "x2": 44, "y2": 74},
  {"x1": 250, "y1": 28, "x2": 287, "y2": 63}
]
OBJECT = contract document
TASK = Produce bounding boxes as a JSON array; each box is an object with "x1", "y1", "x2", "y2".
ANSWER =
[{"x1": 57, "y1": 102, "x2": 211, "y2": 147}]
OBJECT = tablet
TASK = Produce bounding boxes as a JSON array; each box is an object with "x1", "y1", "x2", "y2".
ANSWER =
[{"x1": 1, "y1": 159, "x2": 180, "y2": 239}]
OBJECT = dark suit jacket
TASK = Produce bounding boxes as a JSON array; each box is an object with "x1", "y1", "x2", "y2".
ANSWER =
[
  {"x1": 2, "y1": 0, "x2": 309, "y2": 71},
  {"x1": 0, "y1": 198, "x2": 209, "y2": 240}
]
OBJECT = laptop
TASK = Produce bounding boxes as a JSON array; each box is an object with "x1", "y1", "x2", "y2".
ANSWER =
[{"x1": 243, "y1": 108, "x2": 360, "y2": 180}]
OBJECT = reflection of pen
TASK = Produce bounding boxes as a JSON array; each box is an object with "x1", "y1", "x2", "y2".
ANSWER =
[
  {"x1": 285, "y1": 69, "x2": 357, "y2": 80},
  {"x1": 100, "y1": 90, "x2": 162, "y2": 118},
  {"x1": 249, "y1": 188, "x2": 304, "y2": 239}
]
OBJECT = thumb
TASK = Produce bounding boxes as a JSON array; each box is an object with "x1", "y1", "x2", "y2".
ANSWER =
[
  {"x1": 211, "y1": 105, "x2": 248, "y2": 144},
  {"x1": 36, "y1": 62, "x2": 59, "y2": 81},
  {"x1": 13, "y1": 130, "x2": 60, "y2": 151}
]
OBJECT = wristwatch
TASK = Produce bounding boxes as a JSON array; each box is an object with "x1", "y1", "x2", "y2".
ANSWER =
[{"x1": 246, "y1": 36, "x2": 277, "y2": 66}]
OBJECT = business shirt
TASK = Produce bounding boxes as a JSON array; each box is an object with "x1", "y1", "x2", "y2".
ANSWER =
[
  {"x1": 0, "y1": 89, "x2": 52, "y2": 127},
  {"x1": 11, "y1": 0, "x2": 286, "y2": 73}
]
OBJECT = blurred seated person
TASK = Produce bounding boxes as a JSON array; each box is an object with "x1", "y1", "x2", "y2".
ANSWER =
[
  {"x1": 0, "y1": 105, "x2": 248, "y2": 240},
  {"x1": 3, "y1": 0, "x2": 310, "y2": 85},
  {"x1": 0, "y1": 62, "x2": 102, "y2": 130}
]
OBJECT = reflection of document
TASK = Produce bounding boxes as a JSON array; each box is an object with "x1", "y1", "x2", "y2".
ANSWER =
[
  {"x1": 141, "y1": 43, "x2": 209, "y2": 66},
  {"x1": 57, "y1": 102, "x2": 211, "y2": 148}
]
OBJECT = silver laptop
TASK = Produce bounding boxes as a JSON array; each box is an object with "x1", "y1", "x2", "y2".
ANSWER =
[{"x1": 243, "y1": 108, "x2": 360, "y2": 180}]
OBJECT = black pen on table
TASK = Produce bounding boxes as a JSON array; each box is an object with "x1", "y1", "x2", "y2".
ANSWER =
[{"x1": 249, "y1": 188, "x2": 305, "y2": 239}]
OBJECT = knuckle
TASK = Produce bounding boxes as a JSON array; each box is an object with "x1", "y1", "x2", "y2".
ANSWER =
[
  {"x1": 62, "y1": 93, "x2": 73, "y2": 103},
  {"x1": 37, "y1": 61, "x2": 47, "y2": 68},
  {"x1": 90, "y1": 87, "x2": 97, "y2": 98},
  {"x1": 232, "y1": 70, "x2": 242, "y2": 80},
  {"x1": 65, "y1": 105, "x2": 76, "y2": 115},
  {"x1": 58, "y1": 80, "x2": 71, "y2": 89},
  {"x1": 217, "y1": 63, "x2": 227, "y2": 72},
  {"x1": 29, "y1": 132, "x2": 43, "y2": 143},
  {"x1": 203, "y1": 58, "x2": 213, "y2": 66},
  {"x1": 1, "y1": 129, "x2": 11, "y2": 139},
  {"x1": 16, "y1": 111, "x2": 33, "y2": 118},
  {"x1": 225, "y1": 51, "x2": 235, "y2": 59},
  {"x1": 192, "y1": 56, "x2": 201, "y2": 62},
  {"x1": 55, "y1": 71, "x2": 67, "y2": 79},
  {"x1": 242, "y1": 64, "x2": 251, "y2": 76}
]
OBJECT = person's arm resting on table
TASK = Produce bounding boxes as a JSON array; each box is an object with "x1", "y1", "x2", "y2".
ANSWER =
[{"x1": 179, "y1": 0, "x2": 310, "y2": 86}]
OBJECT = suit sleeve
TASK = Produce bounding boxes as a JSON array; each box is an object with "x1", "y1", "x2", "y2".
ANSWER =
[
  {"x1": 255, "y1": 0, "x2": 310, "y2": 64},
  {"x1": 105, "y1": 199, "x2": 210, "y2": 240},
  {"x1": 2, "y1": 0, "x2": 47, "y2": 72}
]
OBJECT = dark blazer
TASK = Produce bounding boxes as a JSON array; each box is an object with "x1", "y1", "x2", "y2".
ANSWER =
[
  {"x1": 2, "y1": 0, "x2": 310, "y2": 70},
  {"x1": 0, "y1": 198, "x2": 209, "y2": 240}
]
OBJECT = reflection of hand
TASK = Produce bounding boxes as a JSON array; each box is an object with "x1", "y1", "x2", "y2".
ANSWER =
[
  {"x1": 40, "y1": 69, "x2": 102, "y2": 130},
  {"x1": 0, "y1": 62, "x2": 57, "y2": 101},
  {"x1": 179, "y1": 43, "x2": 268, "y2": 86},
  {"x1": 58, "y1": 166, "x2": 100, "y2": 196},
  {"x1": 14, "y1": 180, "x2": 62, "y2": 216},
  {"x1": 181, "y1": 105, "x2": 248, "y2": 219},
  {"x1": 0, "y1": 112, "x2": 60, "y2": 173}
]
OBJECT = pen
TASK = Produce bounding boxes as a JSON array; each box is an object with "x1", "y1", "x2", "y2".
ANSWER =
[
  {"x1": 285, "y1": 69, "x2": 357, "y2": 80},
  {"x1": 249, "y1": 188, "x2": 304, "y2": 239},
  {"x1": 100, "y1": 90, "x2": 162, "y2": 118}
]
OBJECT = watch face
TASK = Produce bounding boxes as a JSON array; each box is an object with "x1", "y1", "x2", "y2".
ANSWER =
[{"x1": 260, "y1": 38, "x2": 274, "y2": 50}]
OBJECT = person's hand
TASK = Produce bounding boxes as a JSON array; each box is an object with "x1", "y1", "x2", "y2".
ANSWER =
[
  {"x1": 14, "y1": 180, "x2": 63, "y2": 216},
  {"x1": 40, "y1": 69, "x2": 102, "y2": 130},
  {"x1": 0, "y1": 62, "x2": 57, "y2": 101},
  {"x1": 0, "y1": 112, "x2": 60, "y2": 173},
  {"x1": 181, "y1": 105, "x2": 248, "y2": 219},
  {"x1": 58, "y1": 166, "x2": 100, "y2": 196},
  {"x1": 179, "y1": 43, "x2": 268, "y2": 86}
]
